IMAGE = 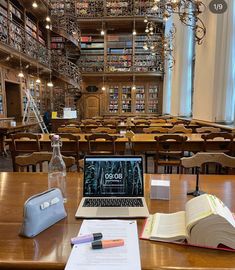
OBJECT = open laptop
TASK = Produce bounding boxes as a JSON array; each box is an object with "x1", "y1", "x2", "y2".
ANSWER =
[{"x1": 75, "y1": 155, "x2": 149, "y2": 218}]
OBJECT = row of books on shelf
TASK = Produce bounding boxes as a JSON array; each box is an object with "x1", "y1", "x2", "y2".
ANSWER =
[
  {"x1": 51, "y1": 42, "x2": 65, "y2": 49},
  {"x1": 107, "y1": 48, "x2": 132, "y2": 54},
  {"x1": 26, "y1": 17, "x2": 37, "y2": 32},
  {"x1": 9, "y1": 3, "x2": 23, "y2": 21},
  {"x1": 106, "y1": 1, "x2": 129, "y2": 7},
  {"x1": 107, "y1": 66, "x2": 131, "y2": 72},
  {"x1": 81, "y1": 43, "x2": 104, "y2": 49},
  {"x1": 0, "y1": 6, "x2": 7, "y2": 16},
  {"x1": 26, "y1": 26, "x2": 37, "y2": 39},
  {"x1": 136, "y1": 94, "x2": 145, "y2": 99}
]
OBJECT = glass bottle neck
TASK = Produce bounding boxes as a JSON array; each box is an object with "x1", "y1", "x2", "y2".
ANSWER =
[{"x1": 52, "y1": 141, "x2": 62, "y2": 157}]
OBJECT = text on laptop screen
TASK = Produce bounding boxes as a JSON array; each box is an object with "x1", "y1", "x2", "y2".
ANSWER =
[{"x1": 84, "y1": 156, "x2": 143, "y2": 196}]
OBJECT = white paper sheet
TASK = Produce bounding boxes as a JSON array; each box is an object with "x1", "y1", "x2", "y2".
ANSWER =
[{"x1": 65, "y1": 220, "x2": 141, "y2": 270}]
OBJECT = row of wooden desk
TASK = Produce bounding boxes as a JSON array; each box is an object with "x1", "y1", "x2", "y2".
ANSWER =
[
  {"x1": 0, "y1": 172, "x2": 235, "y2": 269},
  {"x1": 28, "y1": 133, "x2": 234, "y2": 154},
  {"x1": 0, "y1": 122, "x2": 38, "y2": 155}
]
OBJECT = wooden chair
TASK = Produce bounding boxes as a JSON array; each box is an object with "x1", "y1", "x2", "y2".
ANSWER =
[
  {"x1": 84, "y1": 123, "x2": 100, "y2": 132},
  {"x1": 150, "y1": 119, "x2": 166, "y2": 123},
  {"x1": 58, "y1": 133, "x2": 82, "y2": 171},
  {"x1": 85, "y1": 133, "x2": 116, "y2": 155},
  {"x1": 143, "y1": 127, "x2": 168, "y2": 133},
  {"x1": 166, "y1": 118, "x2": 178, "y2": 123},
  {"x1": 57, "y1": 126, "x2": 81, "y2": 133},
  {"x1": 91, "y1": 127, "x2": 117, "y2": 134},
  {"x1": 82, "y1": 119, "x2": 99, "y2": 125},
  {"x1": 196, "y1": 126, "x2": 221, "y2": 133},
  {"x1": 102, "y1": 120, "x2": 118, "y2": 129},
  {"x1": 10, "y1": 133, "x2": 41, "y2": 171},
  {"x1": 15, "y1": 151, "x2": 75, "y2": 172},
  {"x1": 134, "y1": 121, "x2": 150, "y2": 133},
  {"x1": 181, "y1": 152, "x2": 235, "y2": 196},
  {"x1": 167, "y1": 125, "x2": 192, "y2": 134},
  {"x1": 201, "y1": 132, "x2": 233, "y2": 155},
  {"x1": 154, "y1": 134, "x2": 187, "y2": 173}
]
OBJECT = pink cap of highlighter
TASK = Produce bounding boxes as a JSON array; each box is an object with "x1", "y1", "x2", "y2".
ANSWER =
[{"x1": 71, "y1": 233, "x2": 103, "y2": 245}]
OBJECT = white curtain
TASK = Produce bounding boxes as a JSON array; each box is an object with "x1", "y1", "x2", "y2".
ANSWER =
[
  {"x1": 162, "y1": 17, "x2": 173, "y2": 114},
  {"x1": 162, "y1": 14, "x2": 194, "y2": 116},
  {"x1": 193, "y1": 0, "x2": 235, "y2": 123}
]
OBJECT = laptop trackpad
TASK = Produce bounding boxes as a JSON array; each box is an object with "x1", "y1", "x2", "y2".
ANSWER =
[{"x1": 96, "y1": 208, "x2": 129, "y2": 217}]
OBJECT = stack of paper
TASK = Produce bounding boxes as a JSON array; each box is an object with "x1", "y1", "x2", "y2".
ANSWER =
[{"x1": 65, "y1": 220, "x2": 141, "y2": 270}]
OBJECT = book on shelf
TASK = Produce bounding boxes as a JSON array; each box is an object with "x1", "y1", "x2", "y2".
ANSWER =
[{"x1": 141, "y1": 194, "x2": 235, "y2": 251}]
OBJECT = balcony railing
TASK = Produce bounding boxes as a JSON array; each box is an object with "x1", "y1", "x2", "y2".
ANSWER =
[
  {"x1": 75, "y1": 0, "x2": 163, "y2": 18},
  {"x1": 51, "y1": 53, "x2": 82, "y2": 87},
  {"x1": 51, "y1": 14, "x2": 81, "y2": 46},
  {"x1": 49, "y1": 0, "x2": 163, "y2": 19},
  {"x1": 0, "y1": 14, "x2": 49, "y2": 66}
]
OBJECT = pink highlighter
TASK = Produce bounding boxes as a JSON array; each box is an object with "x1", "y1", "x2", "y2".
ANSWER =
[{"x1": 92, "y1": 239, "x2": 125, "y2": 249}]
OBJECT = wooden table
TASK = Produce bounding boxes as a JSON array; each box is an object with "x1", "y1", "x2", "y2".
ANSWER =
[
  {"x1": 131, "y1": 133, "x2": 233, "y2": 153},
  {"x1": 6, "y1": 133, "x2": 233, "y2": 157},
  {"x1": 40, "y1": 133, "x2": 128, "y2": 154},
  {"x1": 1, "y1": 172, "x2": 235, "y2": 269},
  {"x1": 0, "y1": 122, "x2": 38, "y2": 156}
]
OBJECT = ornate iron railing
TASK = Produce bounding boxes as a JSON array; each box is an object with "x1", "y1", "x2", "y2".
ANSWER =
[
  {"x1": 0, "y1": 14, "x2": 49, "y2": 66},
  {"x1": 51, "y1": 53, "x2": 82, "y2": 87},
  {"x1": 49, "y1": 0, "x2": 163, "y2": 18},
  {"x1": 73, "y1": 0, "x2": 162, "y2": 18},
  {"x1": 51, "y1": 14, "x2": 81, "y2": 45}
]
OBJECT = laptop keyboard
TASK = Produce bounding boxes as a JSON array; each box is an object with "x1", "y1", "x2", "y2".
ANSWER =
[{"x1": 83, "y1": 198, "x2": 143, "y2": 207}]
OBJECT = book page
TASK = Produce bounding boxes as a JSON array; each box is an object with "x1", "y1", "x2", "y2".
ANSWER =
[
  {"x1": 207, "y1": 194, "x2": 235, "y2": 228},
  {"x1": 150, "y1": 211, "x2": 188, "y2": 241},
  {"x1": 185, "y1": 194, "x2": 214, "y2": 232}
]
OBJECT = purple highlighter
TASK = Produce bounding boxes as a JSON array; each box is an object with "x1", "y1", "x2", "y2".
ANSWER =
[{"x1": 71, "y1": 233, "x2": 103, "y2": 245}]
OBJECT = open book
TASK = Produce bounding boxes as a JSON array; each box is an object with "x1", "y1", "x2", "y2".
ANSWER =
[{"x1": 141, "y1": 194, "x2": 235, "y2": 250}]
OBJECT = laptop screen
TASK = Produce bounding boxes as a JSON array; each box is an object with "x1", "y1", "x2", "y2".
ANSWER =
[{"x1": 83, "y1": 156, "x2": 144, "y2": 197}]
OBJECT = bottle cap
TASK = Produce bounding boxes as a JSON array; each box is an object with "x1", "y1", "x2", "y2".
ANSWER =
[{"x1": 52, "y1": 134, "x2": 60, "y2": 141}]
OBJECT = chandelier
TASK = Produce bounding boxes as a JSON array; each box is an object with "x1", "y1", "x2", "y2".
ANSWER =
[
  {"x1": 143, "y1": 22, "x2": 176, "y2": 69},
  {"x1": 153, "y1": 0, "x2": 206, "y2": 45}
]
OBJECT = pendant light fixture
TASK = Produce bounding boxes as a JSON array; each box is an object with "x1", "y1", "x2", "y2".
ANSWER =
[
  {"x1": 101, "y1": 75, "x2": 106, "y2": 91},
  {"x1": 100, "y1": 20, "x2": 105, "y2": 36},
  {"x1": 18, "y1": 55, "x2": 24, "y2": 78},
  {"x1": 47, "y1": 70, "x2": 53, "y2": 87},
  {"x1": 36, "y1": 64, "x2": 41, "y2": 84},
  {"x1": 132, "y1": 75, "x2": 136, "y2": 90},
  {"x1": 132, "y1": 19, "x2": 137, "y2": 36}
]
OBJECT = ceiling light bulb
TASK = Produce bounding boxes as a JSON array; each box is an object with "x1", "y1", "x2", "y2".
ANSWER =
[
  {"x1": 32, "y1": 1, "x2": 38, "y2": 8},
  {"x1": 36, "y1": 78, "x2": 41, "y2": 84},
  {"x1": 144, "y1": 18, "x2": 148, "y2": 23},
  {"x1": 46, "y1": 16, "x2": 51, "y2": 22},
  {"x1": 145, "y1": 28, "x2": 149, "y2": 33},
  {"x1": 132, "y1": 85, "x2": 136, "y2": 90},
  {"x1": 101, "y1": 30, "x2": 105, "y2": 36},
  {"x1": 47, "y1": 81, "x2": 53, "y2": 87},
  {"x1": 132, "y1": 29, "x2": 137, "y2": 35},
  {"x1": 102, "y1": 86, "x2": 106, "y2": 91},
  {"x1": 18, "y1": 71, "x2": 24, "y2": 78},
  {"x1": 45, "y1": 24, "x2": 50, "y2": 29}
]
